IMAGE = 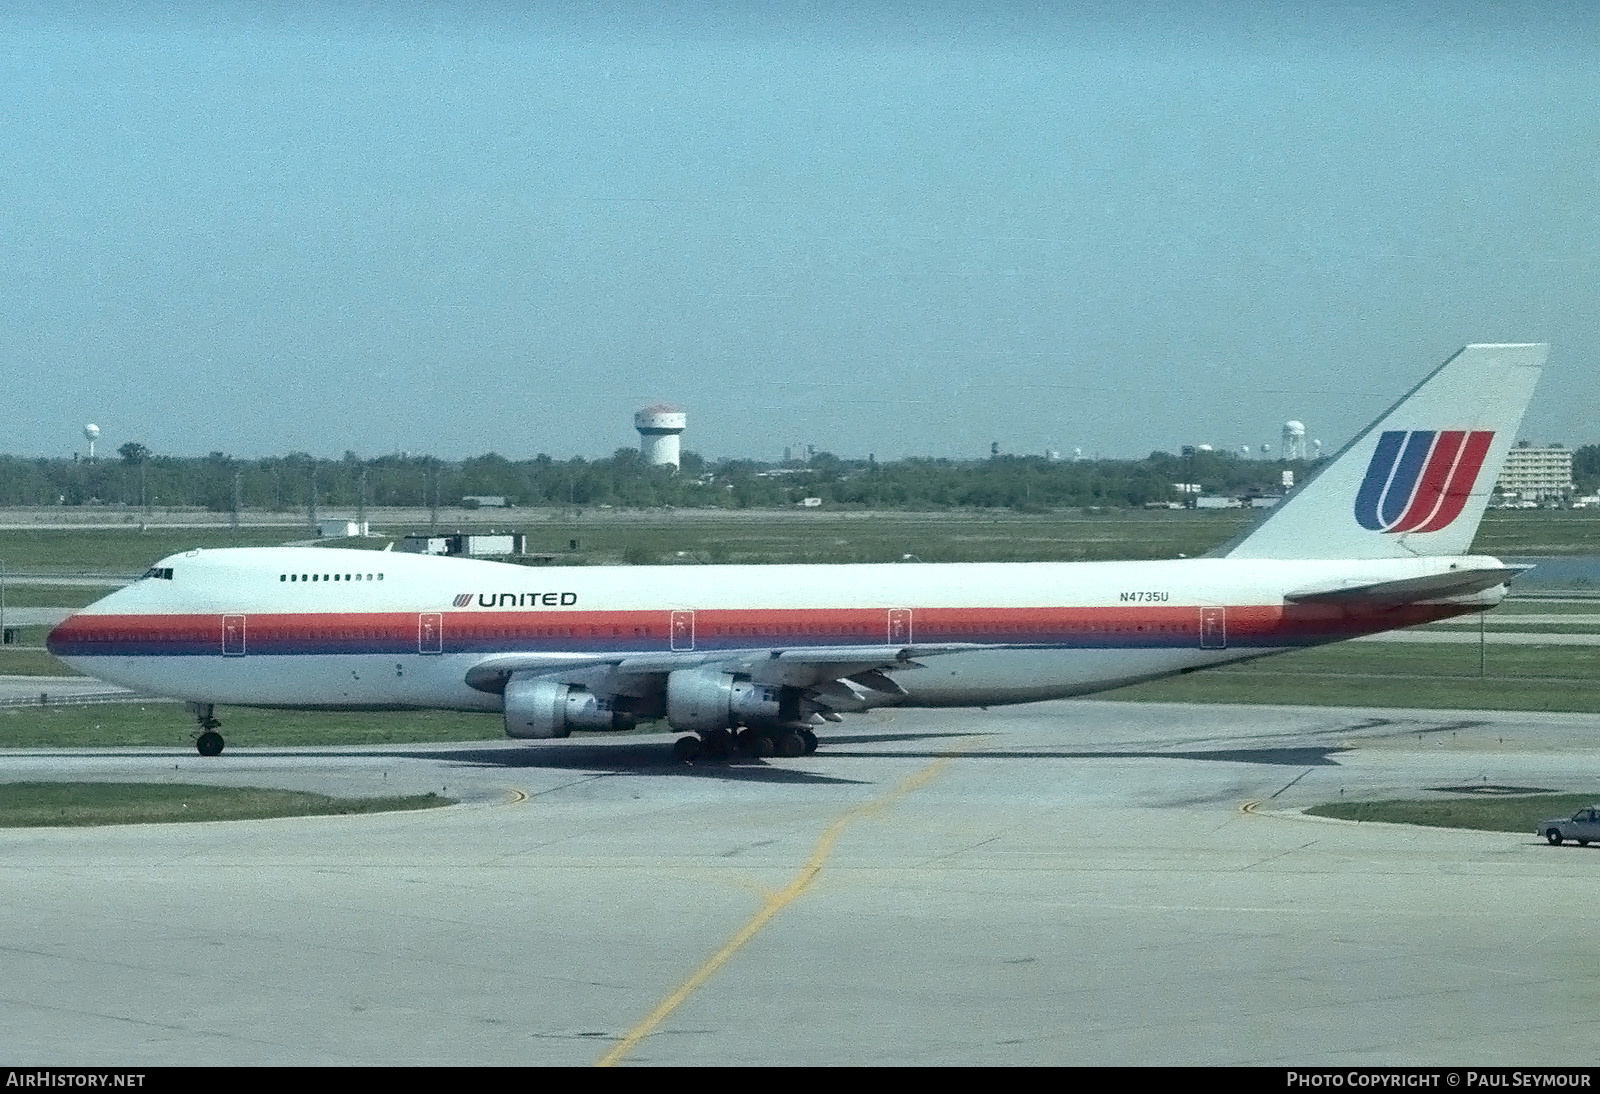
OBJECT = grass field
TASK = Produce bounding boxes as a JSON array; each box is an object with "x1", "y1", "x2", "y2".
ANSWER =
[
  {"x1": 1306, "y1": 794, "x2": 1599, "y2": 833},
  {"x1": 0, "y1": 526, "x2": 296, "y2": 573},
  {"x1": 1103, "y1": 642, "x2": 1600, "y2": 712},
  {"x1": 1, "y1": 584, "x2": 121, "y2": 607},
  {"x1": 2, "y1": 506, "x2": 1597, "y2": 575},
  {"x1": 0, "y1": 702, "x2": 504, "y2": 749},
  {"x1": 0, "y1": 650, "x2": 74, "y2": 676},
  {"x1": 0, "y1": 781, "x2": 451, "y2": 827},
  {"x1": 1419, "y1": 621, "x2": 1600, "y2": 635},
  {"x1": 1446, "y1": 601, "x2": 1600, "y2": 615},
  {"x1": 1471, "y1": 509, "x2": 1600, "y2": 558}
]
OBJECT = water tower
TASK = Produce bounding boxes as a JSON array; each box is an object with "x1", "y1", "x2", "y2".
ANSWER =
[
  {"x1": 1281, "y1": 420, "x2": 1307, "y2": 461},
  {"x1": 634, "y1": 404, "x2": 687, "y2": 468},
  {"x1": 83, "y1": 423, "x2": 100, "y2": 461}
]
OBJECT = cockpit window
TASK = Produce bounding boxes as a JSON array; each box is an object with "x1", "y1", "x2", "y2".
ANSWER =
[{"x1": 142, "y1": 567, "x2": 174, "y2": 580}]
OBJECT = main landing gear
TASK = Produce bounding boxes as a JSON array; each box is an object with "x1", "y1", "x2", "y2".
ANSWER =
[
  {"x1": 188, "y1": 702, "x2": 225, "y2": 757},
  {"x1": 672, "y1": 726, "x2": 819, "y2": 763}
]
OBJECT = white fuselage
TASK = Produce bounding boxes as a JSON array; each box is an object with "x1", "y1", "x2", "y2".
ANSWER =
[{"x1": 49, "y1": 547, "x2": 1496, "y2": 717}]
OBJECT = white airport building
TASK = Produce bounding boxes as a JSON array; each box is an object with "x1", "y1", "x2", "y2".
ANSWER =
[{"x1": 1494, "y1": 443, "x2": 1573, "y2": 503}]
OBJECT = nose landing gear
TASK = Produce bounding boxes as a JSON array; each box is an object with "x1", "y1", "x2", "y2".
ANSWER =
[{"x1": 188, "y1": 702, "x2": 225, "y2": 757}]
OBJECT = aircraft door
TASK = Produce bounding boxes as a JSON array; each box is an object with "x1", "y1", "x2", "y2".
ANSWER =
[
  {"x1": 1199, "y1": 607, "x2": 1227, "y2": 650},
  {"x1": 670, "y1": 610, "x2": 695, "y2": 651},
  {"x1": 887, "y1": 608, "x2": 913, "y2": 645},
  {"x1": 419, "y1": 612, "x2": 443, "y2": 655},
  {"x1": 222, "y1": 614, "x2": 247, "y2": 657}
]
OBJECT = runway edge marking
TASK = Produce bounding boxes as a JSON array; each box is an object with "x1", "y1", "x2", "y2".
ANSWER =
[{"x1": 596, "y1": 750, "x2": 962, "y2": 1067}]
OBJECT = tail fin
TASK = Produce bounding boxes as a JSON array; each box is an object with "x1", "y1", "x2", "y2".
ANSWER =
[{"x1": 1224, "y1": 343, "x2": 1547, "y2": 560}]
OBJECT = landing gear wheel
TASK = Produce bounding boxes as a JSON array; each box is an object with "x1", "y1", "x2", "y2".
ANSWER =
[
  {"x1": 196, "y1": 731, "x2": 225, "y2": 757},
  {"x1": 673, "y1": 736, "x2": 701, "y2": 763},
  {"x1": 800, "y1": 728, "x2": 819, "y2": 754},
  {"x1": 736, "y1": 728, "x2": 774, "y2": 758},
  {"x1": 1546, "y1": 828, "x2": 1563, "y2": 846},
  {"x1": 773, "y1": 729, "x2": 806, "y2": 759},
  {"x1": 701, "y1": 728, "x2": 733, "y2": 760}
]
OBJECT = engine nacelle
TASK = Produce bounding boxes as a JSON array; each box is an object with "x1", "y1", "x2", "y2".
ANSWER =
[
  {"x1": 665, "y1": 669, "x2": 792, "y2": 732},
  {"x1": 503, "y1": 673, "x2": 636, "y2": 739}
]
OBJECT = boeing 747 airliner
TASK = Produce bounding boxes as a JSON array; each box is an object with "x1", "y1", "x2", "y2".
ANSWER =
[{"x1": 48, "y1": 343, "x2": 1547, "y2": 759}]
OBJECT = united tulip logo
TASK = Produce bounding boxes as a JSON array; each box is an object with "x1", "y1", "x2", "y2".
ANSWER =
[
  {"x1": 1354, "y1": 430, "x2": 1494, "y2": 533},
  {"x1": 453, "y1": 593, "x2": 473, "y2": 607}
]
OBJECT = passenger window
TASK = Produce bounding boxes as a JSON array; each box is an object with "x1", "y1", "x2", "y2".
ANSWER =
[{"x1": 280, "y1": 575, "x2": 287, "y2": 582}]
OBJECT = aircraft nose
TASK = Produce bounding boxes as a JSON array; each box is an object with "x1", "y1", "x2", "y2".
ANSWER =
[{"x1": 45, "y1": 613, "x2": 80, "y2": 657}]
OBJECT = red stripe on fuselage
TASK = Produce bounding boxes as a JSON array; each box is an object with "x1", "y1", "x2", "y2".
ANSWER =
[{"x1": 48, "y1": 602, "x2": 1480, "y2": 655}]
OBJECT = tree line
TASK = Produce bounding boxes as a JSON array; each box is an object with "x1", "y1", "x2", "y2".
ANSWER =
[{"x1": 0, "y1": 441, "x2": 1517, "y2": 513}]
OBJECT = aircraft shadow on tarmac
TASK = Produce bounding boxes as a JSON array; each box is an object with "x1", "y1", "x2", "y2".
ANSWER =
[
  {"x1": 390, "y1": 731, "x2": 1351, "y2": 773},
  {"x1": 386, "y1": 740, "x2": 875, "y2": 785},
  {"x1": 376, "y1": 730, "x2": 990, "y2": 784},
  {"x1": 821, "y1": 745, "x2": 1353, "y2": 766},
  {"x1": 812, "y1": 731, "x2": 1354, "y2": 766}
]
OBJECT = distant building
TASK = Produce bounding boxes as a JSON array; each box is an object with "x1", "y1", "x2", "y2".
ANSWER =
[
  {"x1": 317, "y1": 519, "x2": 368, "y2": 538},
  {"x1": 401, "y1": 535, "x2": 450, "y2": 556},
  {"x1": 1195, "y1": 494, "x2": 1280, "y2": 509},
  {"x1": 1495, "y1": 444, "x2": 1573, "y2": 502},
  {"x1": 461, "y1": 495, "x2": 511, "y2": 508},
  {"x1": 635, "y1": 404, "x2": 687, "y2": 467},
  {"x1": 401, "y1": 532, "x2": 526, "y2": 557}
]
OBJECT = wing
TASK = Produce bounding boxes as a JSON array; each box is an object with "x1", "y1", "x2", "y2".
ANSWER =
[{"x1": 462, "y1": 642, "x2": 992, "y2": 716}]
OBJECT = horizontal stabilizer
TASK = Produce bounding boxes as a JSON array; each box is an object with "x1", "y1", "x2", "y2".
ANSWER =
[{"x1": 1285, "y1": 566, "x2": 1529, "y2": 606}]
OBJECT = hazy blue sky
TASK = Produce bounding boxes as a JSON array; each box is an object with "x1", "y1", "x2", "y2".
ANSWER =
[{"x1": 3, "y1": 3, "x2": 1597, "y2": 461}]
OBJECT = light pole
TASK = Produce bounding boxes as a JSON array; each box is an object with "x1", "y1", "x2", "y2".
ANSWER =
[{"x1": 0, "y1": 556, "x2": 7, "y2": 646}]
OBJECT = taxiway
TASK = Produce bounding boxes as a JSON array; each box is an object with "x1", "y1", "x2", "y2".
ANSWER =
[{"x1": 2, "y1": 699, "x2": 1598, "y2": 1065}]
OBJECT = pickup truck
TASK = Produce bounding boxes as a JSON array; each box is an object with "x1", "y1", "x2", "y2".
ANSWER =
[{"x1": 1538, "y1": 807, "x2": 1600, "y2": 846}]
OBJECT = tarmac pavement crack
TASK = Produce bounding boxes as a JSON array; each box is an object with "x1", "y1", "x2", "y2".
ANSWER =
[
  {"x1": 912, "y1": 834, "x2": 1001, "y2": 868},
  {"x1": 1269, "y1": 766, "x2": 1316, "y2": 798},
  {"x1": 0, "y1": 992, "x2": 320, "y2": 1056},
  {"x1": 526, "y1": 773, "x2": 615, "y2": 798},
  {"x1": 1238, "y1": 838, "x2": 1321, "y2": 870}
]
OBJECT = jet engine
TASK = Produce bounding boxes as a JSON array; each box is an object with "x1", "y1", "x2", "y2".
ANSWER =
[
  {"x1": 665, "y1": 669, "x2": 797, "y2": 732},
  {"x1": 503, "y1": 672, "x2": 636, "y2": 739}
]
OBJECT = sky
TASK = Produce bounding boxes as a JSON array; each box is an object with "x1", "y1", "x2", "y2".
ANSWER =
[{"x1": 2, "y1": 2, "x2": 1597, "y2": 462}]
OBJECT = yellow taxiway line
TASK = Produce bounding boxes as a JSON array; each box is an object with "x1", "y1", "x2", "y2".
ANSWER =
[{"x1": 596, "y1": 752, "x2": 958, "y2": 1067}]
